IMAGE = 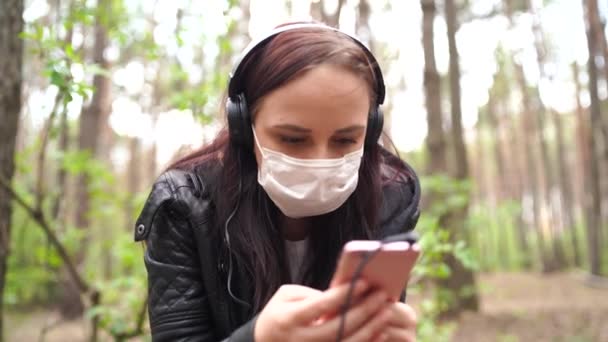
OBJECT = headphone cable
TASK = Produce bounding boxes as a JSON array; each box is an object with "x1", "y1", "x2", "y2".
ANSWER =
[
  {"x1": 335, "y1": 231, "x2": 419, "y2": 342},
  {"x1": 225, "y1": 151, "x2": 251, "y2": 309}
]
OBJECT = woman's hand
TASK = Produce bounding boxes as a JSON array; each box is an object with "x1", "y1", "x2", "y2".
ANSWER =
[
  {"x1": 373, "y1": 301, "x2": 417, "y2": 342},
  {"x1": 254, "y1": 281, "x2": 394, "y2": 342}
]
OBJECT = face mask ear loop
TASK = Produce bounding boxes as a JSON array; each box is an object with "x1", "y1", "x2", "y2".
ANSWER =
[{"x1": 251, "y1": 125, "x2": 266, "y2": 158}]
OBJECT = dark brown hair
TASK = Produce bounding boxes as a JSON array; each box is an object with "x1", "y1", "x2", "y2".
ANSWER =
[{"x1": 169, "y1": 24, "x2": 410, "y2": 314}]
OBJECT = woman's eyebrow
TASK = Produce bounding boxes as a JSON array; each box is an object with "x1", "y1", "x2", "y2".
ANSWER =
[
  {"x1": 272, "y1": 124, "x2": 312, "y2": 133},
  {"x1": 335, "y1": 125, "x2": 366, "y2": 134}
]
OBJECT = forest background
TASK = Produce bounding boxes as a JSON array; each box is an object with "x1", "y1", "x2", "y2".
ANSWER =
[{"x1": 1, "y1": 0, "x2": 608, "y2": 341}]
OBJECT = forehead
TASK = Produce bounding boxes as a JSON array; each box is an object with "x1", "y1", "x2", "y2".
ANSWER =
[{"x1": 253, "y1": 64, "x2": 371, "y2": 128}]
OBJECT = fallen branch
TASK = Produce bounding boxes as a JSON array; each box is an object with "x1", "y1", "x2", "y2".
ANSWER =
[
  {"x1": 35, "y1": 91, "x2": 63, "y2": 212},
  {"x1": 1, "y1": 175, "x2": 149, "y2": 341},
  {"x1": 0, "y1": 175, "x2": 89, "y2": 294},
  {"x1": 113, "y1": 297, "x2": 148, "y2": 341}
]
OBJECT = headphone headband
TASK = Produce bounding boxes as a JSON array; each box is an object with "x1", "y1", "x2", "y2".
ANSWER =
[{"x1": 227, "y1": 23, "x2": 385, "y2": 105}]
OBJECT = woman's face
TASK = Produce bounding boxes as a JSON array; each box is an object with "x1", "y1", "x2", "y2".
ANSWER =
[{"x1": 252, "y1": 64, "x2": 371, "y2": 162}]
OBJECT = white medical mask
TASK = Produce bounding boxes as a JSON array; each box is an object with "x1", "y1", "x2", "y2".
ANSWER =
[{"x1": 252, "y1": 126, "x2": 364, "y2": 218}]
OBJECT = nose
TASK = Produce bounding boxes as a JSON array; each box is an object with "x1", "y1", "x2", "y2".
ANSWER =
[{"x1": 308, "y1": 143, "x2": 337, "y2": 159}]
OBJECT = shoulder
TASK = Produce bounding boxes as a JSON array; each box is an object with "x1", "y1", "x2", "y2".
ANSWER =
[
  {"x1": 377, "y1": 152, "x2": 421, "y2": 238},
  {"x1": 133, "y1": 168, "x2": 216, "y2": 242}
]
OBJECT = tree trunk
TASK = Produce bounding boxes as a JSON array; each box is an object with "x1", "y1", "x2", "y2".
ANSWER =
[
  {"x1": 440, "y1": 0, "x2": 479, "y2": 317},
  {"x1": 126, "y1": 137, "x2": 141, "y2": 224},
  {"x1": 421, "y1": 0, "x2": 447, "y2": 174},
  {"x1": 0, "y1": 0, "x2": 24, "y2": 339},
  {"x1": 552, "y1": 109, "x2": 581, "y2": 267},
  {"x1": 514, "y1": 61, "x2": 549, "y2": 271},
  {"x1": 571, "y1": 62, "x2": 590, "y2": 233},
  {"x1": 504, "y1": 105, "x2": 531, "y2": 268},
  {"x1": 505, "y1": 0, "x2": 551, "y2": 272},
  {"x1": 486, "y1": 97, "x2": 515, "y2": 267},
  {"x1": 588, "y1": 3, "x2": 608, "y2": 162},
  {"x1": 485, "y1": 94, "x2": 507, "y2": 202},
  {"x1": 527, "y1": 0, "x2": 568, "y2": 271},
  {"x1": 310, "y1": 0, "x2": 345, "y2": 27},
  {"x1": 356, "y1": 0, "x2": 374, "y2": 51},
  {"x1": 583, "y1": 0, "x2": 604, "y2": 276},
  {"x1": 491, "y1": 45, "x2": 531, "y2": 264},
  {"x1": 68, "y1": 0, "x2": 112, "y2": 318}
]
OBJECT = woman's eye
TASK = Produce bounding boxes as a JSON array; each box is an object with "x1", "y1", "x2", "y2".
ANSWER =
[
  {"x1": 280, "y1": 136, "x2": 306, "y2": 144},
  {"x1": 333, "y1": 137, "x2": 357, "y2": 145}
]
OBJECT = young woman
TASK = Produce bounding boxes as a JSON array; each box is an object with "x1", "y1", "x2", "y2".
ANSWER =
[{"x1": 134, "y1": 22, "x2": 421, "y2": 342}]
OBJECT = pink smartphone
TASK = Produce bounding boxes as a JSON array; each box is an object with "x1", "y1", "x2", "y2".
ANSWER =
[{"x1": 330, "y1": 240, "x2": 420, "y2": 300}]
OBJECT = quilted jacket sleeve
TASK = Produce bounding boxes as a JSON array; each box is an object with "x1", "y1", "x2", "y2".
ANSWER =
[{"x1": 134, "y1": 170, "x2": 256, "y2": 342}]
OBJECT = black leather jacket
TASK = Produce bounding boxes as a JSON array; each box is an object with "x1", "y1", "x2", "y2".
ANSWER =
[{"x1": 134, "y1": 163, "x2": 421, "y2": 342}]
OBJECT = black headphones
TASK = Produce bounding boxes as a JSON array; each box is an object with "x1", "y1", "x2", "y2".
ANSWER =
[{"x1": 226, "y1": 23, "x2": 386, "y2": 148}]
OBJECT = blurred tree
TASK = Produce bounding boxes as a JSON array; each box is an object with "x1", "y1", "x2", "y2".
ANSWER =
[
  {"x1": 571, "y1": 62, "x2": 591, "y2": 220},
  {"x1": 440, "y1": 0, "x2": 479, "y2": 317},
  {"x1": 311, "y1": 0, "x2": 345, "y2": 27},
  {"x1": 586, "y1": 2, "x2": 608, "y2": 161},
  {"x1": 70, "y1": 0, "x2": 113, "y2": 318},
  {"x1": 526, "y1": 0, "x2": 567, "y2": 271},
  {"x1": 355, "y1": 0, "x2": 373, "y2": 51},
  {"x1": 551, "y1": 105, "x2": 580, "y2": 267},
  {"x1": 504, "y1": 0, "x2": 549, "y2": 271},
  {"x1": 0, "y1": 1, "x2": 24, "y2": 339},
  {"x1": 582, "y1": 0, "x2": 604, "y2": 276},
  {"x1": 421, "y1": 0, "x2": 447, "y2": 174},
  {"x1": 488, "y1": 46, "x2": 531, "y2": 265}
]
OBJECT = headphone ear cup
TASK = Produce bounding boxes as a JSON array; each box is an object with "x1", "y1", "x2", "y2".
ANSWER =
[
  {"x1": 227, "y1": 93, "x2": 253, "y2": 147},
  {"x1": 366, "y1": 106, "x2": 384, "y2": 146}
]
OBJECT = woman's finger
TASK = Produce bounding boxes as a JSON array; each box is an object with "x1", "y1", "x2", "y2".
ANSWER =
[
  {"x1": 291, "y1": 280, "x2": 369, "y2": 323},
  {"x1": 382, "y1": 326, "x2": 416, "y2": 342},
  {"x1": 341, "y1": 305, "x2": 392, "y2": 342},
  {"x1": 275, "y1": 284, "x2": 322, "y2": 302},
  {"x1": 386, "y1": 302, "x2": 417, "y2": 328},
  {"x1": 309, "y1": 289, "x2": 389, "y2": 339}
]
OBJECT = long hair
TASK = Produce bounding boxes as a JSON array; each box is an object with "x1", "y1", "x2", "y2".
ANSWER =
[{"x1": 169, "y1": 25, "x2": 410, "y2": 313}]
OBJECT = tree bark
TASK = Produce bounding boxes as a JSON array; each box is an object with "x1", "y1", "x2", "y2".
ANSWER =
[
  {"x1": 485, "y1": 94, "x2": 507, "y2": 201},
  {"x1": 440, "y1": 0, "x2": 479, "y2": 317},
  {"x1": 582, "y1": 0, "x2": 604, "y2": 276},
  {"x1": 356, "y1": 0, "x2": 374, "y2": 51},
  {"x1": 513, "y1": 61, "x2": 550, "y2": 271},
  {"x1": 310, "y1": 0, "x2": 345, "y2": 27},
  {"x1": 0, "y1": 0, "x2": 24, "y2": 339},
  {"x1": 526, "y1": 0, "x2": 568, "y2": 271},
  {"x1": 571, "y1": 62, "x2": 590, "y2": 224},
  {"x1": 421, "y1": 0, "x2": 447, "y2": 174},
  {"x1": 551, "y1": 109, "x2": 581, "y2": 267},
  {"x1": 505, "y1": 0, "x2": 551, "y2": 272},
  {"x1": 491, "y1": 45, "x2": 530, "y2": 264},
  {"x1": 69, "y1": 0, "x2": 112, "y2": 318},
  {"x1": 587, "y1": 2, "x2": 608, "y2": 162}
]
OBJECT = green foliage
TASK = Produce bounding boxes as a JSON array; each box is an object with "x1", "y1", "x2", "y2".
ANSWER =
[
  {"x1": 7, "y1": 145, "x2": 149, "y2": 338},
  {"x1": 469, "y1": 200, "x2": 528, "y2": 271},
  {"x1": 85, "y1": 234, "x2": 147, "y2": 337},
  {"x1": 410, "y1": 174, "x2": 479, "y2": 341}
]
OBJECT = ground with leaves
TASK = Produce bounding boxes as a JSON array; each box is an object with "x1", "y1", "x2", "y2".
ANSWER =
[
  {"x1": 449, "y1": 272, "x2": 608, "y2": 342},
  {"x1": 7, "y1": 272, "x2": 608, "y2": 341}
]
